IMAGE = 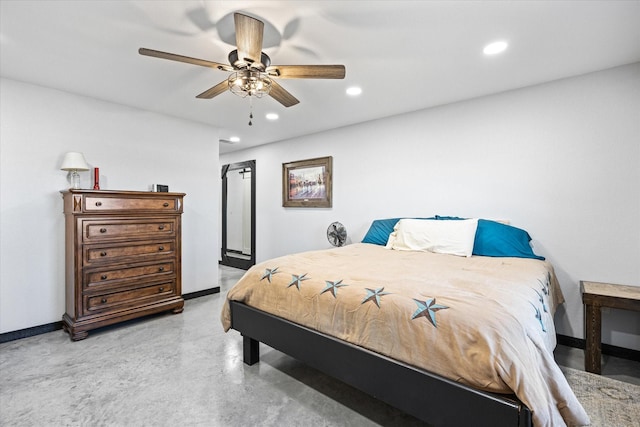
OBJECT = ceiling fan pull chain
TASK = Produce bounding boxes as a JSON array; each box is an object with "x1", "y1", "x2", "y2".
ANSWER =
[{"x1": 248, "y1": 96, "x2": 254, "y2": 126}]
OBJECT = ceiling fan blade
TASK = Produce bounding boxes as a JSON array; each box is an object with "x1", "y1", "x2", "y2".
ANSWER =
[
  {"x1": 234, "y1": 13, "x2": 264, "y2": 66},
  {"x1": 139, "y1": 48, "x2": 234, "y2": 72},
  {"x1": 269, "y1": 80, "x2": 299, "y2": 107},
  {"x1": 196, "y1": 80, "x2": 229, "y2": 99},
  {"x1": 266, "y1": 65, "x2": 346, "y2": 79}
]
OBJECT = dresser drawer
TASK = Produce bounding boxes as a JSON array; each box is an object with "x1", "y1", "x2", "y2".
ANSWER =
[
  {"x1": 84, "y1": 241, "x2": 175, "y2": 264},
  {"x1": 85, "y1": 281, "x2": 175, "y2": 314},
  {"x1": 85, "y1": 261, "x2": 175, "y2": 290},
  {"x1": 83, "y1": 218, "x2": 176, "y2": 242},
  {"x1": 84, "y1": 195, "x2": 180, "y2": 212}
]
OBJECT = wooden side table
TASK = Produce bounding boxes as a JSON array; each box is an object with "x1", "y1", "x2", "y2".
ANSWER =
[{"x1": 580, "y1": 281, "x2": 640, "y2": 374}]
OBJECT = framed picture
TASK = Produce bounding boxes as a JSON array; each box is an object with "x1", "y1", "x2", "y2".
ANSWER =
[{"x1": 282, "y1": 156, "x2": 332, "y2": 208}]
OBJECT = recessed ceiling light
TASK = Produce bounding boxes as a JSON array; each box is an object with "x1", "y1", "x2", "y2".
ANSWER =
[
  {"x1": 229, "y1": 136, "x2": 240, "y2": 143},
  {"x1": 346, "y1": 86, "x2": 362, "y2": 96},
  {"x1": 266, "y1": 113, "x2": 279, "y2": 120},
  {"x1": 483, "y1": 41, "x2": 508, "y2": 55}
]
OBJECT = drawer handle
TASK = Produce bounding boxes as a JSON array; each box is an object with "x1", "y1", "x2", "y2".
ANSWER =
[
  {"x1": 158, "y1": 225, "x2": 165, "y2": 230},
  {"x1": 101, "y1": 298, "x2": 107, "y2": 304},
  {"x1": 101, "y1": 275, "x2": 107, "y2": 280},
  {"x1": 99, "y1": 228, "x2": 107, "y2": 233},
  {"x1": 158, "y1": 246, "x2": 164, "y2": 251},
  {"x1": 95, "y1": 201, "x2": 102, "y2": 207},
  {"x1": 158, "y1": 267, "x2": 165, "y2": 272},
  {"x1": 100, "y1": 251, "x2": 107, "y2": 257},
  {"x1": 158, "y1": 287, "x2": 165, "y2": 292},
  {"x1": 163, "y1": 202, "x2": 169, "y2": 207}
]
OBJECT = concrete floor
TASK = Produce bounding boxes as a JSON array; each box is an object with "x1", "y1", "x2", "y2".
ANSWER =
[{"x1": 1, "y1": 265, "x2": 638, "y2": 426}]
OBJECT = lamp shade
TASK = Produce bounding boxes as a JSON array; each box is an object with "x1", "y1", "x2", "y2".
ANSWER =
[{"x1": 60, "y1": 152, "x2": 90, "y2": 171}]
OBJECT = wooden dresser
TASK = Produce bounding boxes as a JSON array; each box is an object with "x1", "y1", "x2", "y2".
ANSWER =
[{"x1": 61, "y1": 189, "x2": 185, "y2": 340}]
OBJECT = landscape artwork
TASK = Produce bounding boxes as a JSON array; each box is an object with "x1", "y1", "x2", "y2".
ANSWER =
[{"x1": 282, "y1": 156, "x2": 332, "y2": 208}]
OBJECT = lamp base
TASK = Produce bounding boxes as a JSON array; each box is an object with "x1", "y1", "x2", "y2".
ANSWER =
[{"x1": 71, "y1": 171, "x2": 81, "y2": 189}]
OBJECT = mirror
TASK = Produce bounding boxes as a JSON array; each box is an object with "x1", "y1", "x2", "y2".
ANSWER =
[{"x1": 221, "y1": 160, "x2": 256, "y2": 270}]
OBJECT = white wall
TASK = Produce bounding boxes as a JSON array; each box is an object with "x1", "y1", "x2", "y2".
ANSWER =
[
  {"x1": 0, "y1": 78, "x2": 220, "y2": 333},
  {"x1": 221, "y1": 63, "x2": 640, "y2": 350}
]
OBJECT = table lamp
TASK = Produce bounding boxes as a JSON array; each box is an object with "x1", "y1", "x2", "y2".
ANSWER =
[{"x1": 60, "y1": 152, "x2": 90, "y2": 189}]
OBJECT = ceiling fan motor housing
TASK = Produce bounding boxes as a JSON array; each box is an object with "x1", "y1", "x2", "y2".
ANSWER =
[{"x1": 228, "y1": 49, "x2": 271, "y2": 70}]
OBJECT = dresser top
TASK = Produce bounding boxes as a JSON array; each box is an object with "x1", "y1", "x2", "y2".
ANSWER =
[{"x1": 61, "y1": 189, "x2": 186, "y2": 197}]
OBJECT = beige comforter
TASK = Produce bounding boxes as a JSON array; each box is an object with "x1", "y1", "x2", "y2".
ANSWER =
[{"x1": 221, "y1": 243, "x2": 589, "y2": 427}]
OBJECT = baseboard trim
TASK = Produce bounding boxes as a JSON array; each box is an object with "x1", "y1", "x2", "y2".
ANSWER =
[
  {"x1": 556, "y1": 334, "x2": 585, "y2": 349},
  {"x1": 0, "y1": 322, "x2": 63, "y2": 344},
  {"x1": 556, "y1": 334, "x2": 640, "y2": 362},
  {"x1": 183, "y1": 286, "x2": 221, "y2": 300},
  {"x1": 0, "y1": 286, "x2": 221, "y2": 344}
]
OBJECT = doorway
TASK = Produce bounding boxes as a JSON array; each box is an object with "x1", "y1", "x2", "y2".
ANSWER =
[{"x1": 221, "y1": 160, "x2": 256, "y2": 270}]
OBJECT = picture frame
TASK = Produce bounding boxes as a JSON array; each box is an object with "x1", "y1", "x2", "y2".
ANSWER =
[{"x1": 282, "y1": 156, "x2": 332, "y2": 208}]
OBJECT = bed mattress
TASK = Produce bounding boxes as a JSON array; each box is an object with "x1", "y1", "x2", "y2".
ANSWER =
[{"x1": 221, "y1": 243, "x2": 589, "y2": 427}]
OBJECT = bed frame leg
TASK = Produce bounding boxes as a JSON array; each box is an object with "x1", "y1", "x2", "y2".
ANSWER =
[{"x1": 243, "y1": 335, "x2": 259, "y2": 365}]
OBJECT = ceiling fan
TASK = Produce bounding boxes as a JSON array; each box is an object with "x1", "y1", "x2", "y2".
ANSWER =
[{"x1": 139, "y1": 12, "x2": 346, "y2": 108}]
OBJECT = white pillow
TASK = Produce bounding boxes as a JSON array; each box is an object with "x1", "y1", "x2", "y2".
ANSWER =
[{"x1": 386, "y1": 218, "x2": 478, "y2": 257}]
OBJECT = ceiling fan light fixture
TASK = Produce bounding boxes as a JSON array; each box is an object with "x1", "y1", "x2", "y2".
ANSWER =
[{"x1": 228, "y1": 70, "x2": 272, "y2": 98}]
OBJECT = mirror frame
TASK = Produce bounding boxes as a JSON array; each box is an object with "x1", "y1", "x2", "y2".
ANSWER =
[{"x1": 221, "y1": 160, "x2": 256, "y2": 270}]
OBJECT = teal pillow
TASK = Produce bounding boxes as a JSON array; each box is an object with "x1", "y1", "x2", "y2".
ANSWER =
[
  {"x1": 434, "y1": 216, "x2": 544, "y2": 260},
  {"x1": 474, "y1": 219, "x2": 545, "y2": 260},
  {"x1": 361, "y1": 218, "x2": 402, "y2": 245}
]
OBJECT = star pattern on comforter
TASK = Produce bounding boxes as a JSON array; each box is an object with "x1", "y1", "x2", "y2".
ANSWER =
[
  {"x1": 260, "y1": 267, "x2": 279, "y2": 283},
  {"x1": 260, "y1": 268, "x2": 450, "y2": 327},
  {"x1": 320, "y1": 280, "x2": 348, "y2": 297},
  {"x1": 264, "y1": 263, "x2": 551, "y2": 335},
  {"x1": 361, "y1": 287, "x2": 391, "y2": 308},
  {"x1": 287, "y1": 273, "x2": 309, "y2": 290},
  {"x1": 411, "y1": 298, "x2": 449, "y2": 327}
]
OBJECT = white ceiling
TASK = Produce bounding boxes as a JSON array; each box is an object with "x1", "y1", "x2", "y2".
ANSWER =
[{"x1": 2, "y1": 1, "x2": 639, "y2": 154}]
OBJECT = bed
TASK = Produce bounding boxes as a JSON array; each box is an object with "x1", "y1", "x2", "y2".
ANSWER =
[{"x1": 221, "y1": 218, "x2": 589, "y2": 427}]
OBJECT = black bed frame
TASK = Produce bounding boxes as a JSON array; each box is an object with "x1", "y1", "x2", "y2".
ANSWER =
[{"x1": 230, "y1": 301, "x2": 533, "y2": 427}]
